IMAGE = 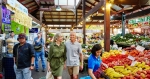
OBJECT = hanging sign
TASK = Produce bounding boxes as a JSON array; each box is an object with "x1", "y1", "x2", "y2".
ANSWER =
[
  {"x1": 29, "y1": 28, "x2": 38, "y2": 33},
  {"x1": 2, "y1": 6, "x2": 11, "y2": 24},
  {"x1": 129, "y1": 16, "x2": 150, "y2": 24},
  {"x1": 7, "y1": 0, "x2": 28, "y2": 15}
]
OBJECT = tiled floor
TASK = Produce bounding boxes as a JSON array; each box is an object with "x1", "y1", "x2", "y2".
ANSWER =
[{"x1": 32, "y1": 60, "x2": 88, "y2": 79}]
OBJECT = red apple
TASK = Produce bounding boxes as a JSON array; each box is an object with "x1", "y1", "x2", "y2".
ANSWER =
[
  {"x1": 134, "y1": 74, "x2": 140, "y2": 78},
  {"x1": 137, "y1": 71, "x2": 141, "y2": 75},
  {"x1": 146, "y1": 74, "x2": 150, "y2": 78},
  {"x1": 129, "y1": 75, "x2": 134, "y2": 79},
  {"x1": 126, "y1": 76, "x2": 130, "y2": 79},
  {"x1": 146, "y1": 70, "x2": 150, "y2": 74}
]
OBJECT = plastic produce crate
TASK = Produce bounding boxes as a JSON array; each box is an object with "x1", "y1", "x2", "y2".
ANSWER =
[{"x1": 80, "y1": 76, "x2": 91, "y2": 79}]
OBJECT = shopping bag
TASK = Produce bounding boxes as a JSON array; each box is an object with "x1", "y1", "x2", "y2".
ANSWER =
[{"x1": 46, "y1": 71, "x2": 54, "y2": 79}]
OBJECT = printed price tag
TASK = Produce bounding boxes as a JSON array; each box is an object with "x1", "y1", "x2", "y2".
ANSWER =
[
  {"x1": 136, "y1": 45, "x2": 145, "y2": 52},
  {"x1": 127, "y1": 55, "x2": 135, "y2": 61},
  {"x1": 131, "y1": 45, "x2": 135, "y2": 47},
  {"x1": 118, "y1": 47, "x2": 122, "y2": 50},
  {"x1": 121, "y1": 50, "x2": 126, "y2": 55},
  {"x1": 131, "y1": 61, "x2": 137, "y2": 66}
]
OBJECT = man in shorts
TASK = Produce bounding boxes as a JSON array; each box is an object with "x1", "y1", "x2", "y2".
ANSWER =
[{"x1": 65, "y1": 31, "x2": 83, "y2": 79}]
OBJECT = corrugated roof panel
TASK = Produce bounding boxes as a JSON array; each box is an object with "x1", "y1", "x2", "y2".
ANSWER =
[
  {"x1": 60, "y1": 16, "x2": 66, "y2": 18},
  {"x1": 44, "y1": 12, "x2": 50, "y2": 14},
  {"x1": 29, "y1": 6, "x2": 37, "y2": 9},
  {"x1": 88, "y1": 0, "x2": 95, "y2": 3},
  {"x1": 86, "y1": 3, "x2": 91, "y2": 7},
  {"x1": 22, "y1": 0, "x2": 33, "y2": 4},
  {"x1": 26, "y1": 2, "x2": 35, "y2": 7},
  {"x1": 51, "y1": 12, "x2": 59, "y2": 15},
  {"x1": 60, "y1": 19, "x2": 66, "y2": 21},
  {"x1": 112, "y1": 5, "x2": 122, "y2": 11},
  {"x1": 60, "y1": 12, "x2": 66, "y2": 15},
  {"x1": 45, "y1": 16, "x2": 51, "y2": 18},
  {"x1": 53, "y1": 19, "x2": 59, "y2": 21},
  {"x1": 66, "y1": 19, "x2": 73, "y2": 21},
  {"x1": 40, "y1": 1, "x2": 45, "y2": 4},
  {"x1": 67, "y1": 12, "x2": 74, "y2": 15},
  {"x1": 52, "y1": 16, "x2": 59, "y2": 18},
  {"x1": 67, "y1": 16, "x2": 73, "y2": 18},
  {"x1": 46, "y1": 19, "x2": 52, "y2": 21},
  {"x1": 92, "y1": 20, "x2": 98, "y2": 22}
]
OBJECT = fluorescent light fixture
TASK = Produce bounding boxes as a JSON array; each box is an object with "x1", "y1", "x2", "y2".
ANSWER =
[{"x1": 56, "y1": 6, "x2": 62, "y2": 11}]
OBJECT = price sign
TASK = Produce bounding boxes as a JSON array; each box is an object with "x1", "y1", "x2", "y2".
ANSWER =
[
  {"x1": 121, "y1": 50, "x2": 126, "y2": 55},
  {"x1": 131, "y1": 61, "x2": 137, "y2": 66},
  {"x1": 127, "y1": 55, "x2": 135, "y2": 61},
  {"x1": 136, "y1": 45, "x2": 145, "y2": 52},
  {"x1": 118, "y1": 47, "x2": 122, "y2": 50}
]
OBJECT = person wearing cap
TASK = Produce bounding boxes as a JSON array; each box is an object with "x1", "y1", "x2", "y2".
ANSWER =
[
  {"x1": 13, "y1": 33, "x2": 35, "y2": 79},
  {"x1": 33, "y1": 32, "x2": 46, "y2": 72}
]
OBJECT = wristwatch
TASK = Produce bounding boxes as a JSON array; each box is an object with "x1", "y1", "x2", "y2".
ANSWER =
[{"x1": 31, "y1": 64, "x2": 34, "y2": 66}]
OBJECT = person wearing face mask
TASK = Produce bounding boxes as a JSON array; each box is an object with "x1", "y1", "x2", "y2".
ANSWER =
[
  {"x1": 65, "y1": 31, "x2": 83, "y2": 79},
  {"x1": 88, "y1": 44, "x2": 108, "y2": 79},
  {"x1": 33, "y1": 32, "x2": 46, "y2": 72},
  {"x1": 47, "y1": 33, "x2": 66, "y2": 79}
]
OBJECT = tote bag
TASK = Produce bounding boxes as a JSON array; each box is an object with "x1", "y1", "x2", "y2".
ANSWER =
[{"x1": 46, "y1": 71, "x2": 54, "y2": 79}]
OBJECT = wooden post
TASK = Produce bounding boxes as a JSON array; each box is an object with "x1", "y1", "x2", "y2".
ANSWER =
[
  {"x1": 112, "y1": 27, "x2": 114, "y2": 35},
  {"x1": 75, "y1": 0, "x2": 77, "y2": 27},
  {"x1": 82, "y1": 0, "x2": 86, "y2": 44},
  {"x1": 104, "y1": 0, "x2": 110, "y2": 51},
  {"x1": 122, "y1": 13, "x2": 126, "y2": 36},
  {"x1": 40, "y1": 11, "x2": 44, "y2": 22}
]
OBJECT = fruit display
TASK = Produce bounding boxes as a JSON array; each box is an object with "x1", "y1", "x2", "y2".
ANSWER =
[
  {"x1": 111, "y1": 33, "x2": 150, "y2": 48},
  {"x1": 100, "y1": 47, "x2": 150, "y2": 79},
  {"x1": 101, "y1": 50, "x2": 122, "y2": 59}
]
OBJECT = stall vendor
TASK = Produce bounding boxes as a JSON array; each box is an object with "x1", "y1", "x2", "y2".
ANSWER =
[{"x1": 88, "y1": 44, "x2": 108, "y2": 79}]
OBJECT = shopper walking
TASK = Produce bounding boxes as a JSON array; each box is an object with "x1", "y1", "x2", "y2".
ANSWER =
[
  {"x1": 33, "y1": 32, "x2": 46, "y2": 72},
  {"x1": 65, "y1": 31, "x2": 83, "y2": 79},
  {"x1": 47, "y1": 33, "x2": 66, "y2": 79},
  {"x1": 13, "y1": 33, "x2": 35, "y2": 79}
]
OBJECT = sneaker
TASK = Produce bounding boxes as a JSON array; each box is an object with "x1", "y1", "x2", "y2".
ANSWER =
[
  {"x1": 42, "y1": 69, "x2": 45, "y2": 72},
  {"x1": 35, "y1": 69, "x2": 39, "y2": 72}
]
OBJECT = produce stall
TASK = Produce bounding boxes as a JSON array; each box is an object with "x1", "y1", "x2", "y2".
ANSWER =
[
  {"x1": 111, "y1": 33, "x2": 150, "y2": 48},
  {"x1": 100, "y1": 46, "x2": 150, "y2": 79}
]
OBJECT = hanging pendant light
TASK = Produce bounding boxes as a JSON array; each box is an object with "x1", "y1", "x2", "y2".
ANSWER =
[{"x1": 56, "y1": 0, "x2": 61, "y2": 11}]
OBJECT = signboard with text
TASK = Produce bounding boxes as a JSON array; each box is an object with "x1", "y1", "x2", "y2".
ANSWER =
[
  {"x1": 7, "y1": 0, "x2": 28, "y2": 15},
  {"x1": 2, "y1": 6, "x2": 11, "y2": 24}
]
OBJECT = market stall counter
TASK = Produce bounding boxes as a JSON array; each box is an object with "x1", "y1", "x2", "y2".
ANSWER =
[{"x1": 3, "y1": 55, "x2": 16, "y2": 79}]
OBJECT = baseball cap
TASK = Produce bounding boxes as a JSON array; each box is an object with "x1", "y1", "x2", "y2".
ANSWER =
[{"x1": 18, "y1": 33, "x2": 26, "y2": 39}]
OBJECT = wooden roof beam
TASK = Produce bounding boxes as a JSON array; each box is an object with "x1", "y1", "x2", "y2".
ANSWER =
[
  {"x1": 91, "y1": 16, "x2": 122, "y2": 20},
  {"x1": 75, "y1": 0, "x2": 104, "y2": 26},
  {"x1": 34, "y1": 0, "x2": 40, "y2": 6},
  {"x1": 29, "y1": 7, "x2": 38, "y2": 13},
  {"x1": 45, "y1": 21, "x2": 117, "y2": 25},
  {"x1": 24, "y1": 1, "x2": 35, "y2": 6},
  {"x1": 126, "y1": 7, "x2": 150, "y2": 19},
  {"x1": 118, "y1": 5, "x2": 124, "y2": 8},
  {"x1": 76, "y1": 0, "x2": 82, "y2": 9},
  {"x1": 45, "y1": 15, "x2": 80, "y2": 19},
  {"x1": 113, "y1": 0, "x2": 149, "y2": 5},
  {"x1": 40, "y1": 0, "x2": 54, "y2": 1},
  {"x1": 86, "y1": 1, "x2": 95, "y2": 6},
  {"x1": 37, "y1": 14, "x2": 81, "y2": 16},
  {"x1": 18, "y1": 0, "x2": 25, "y2": 3}
]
